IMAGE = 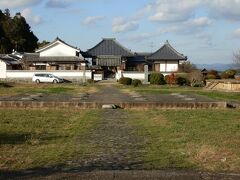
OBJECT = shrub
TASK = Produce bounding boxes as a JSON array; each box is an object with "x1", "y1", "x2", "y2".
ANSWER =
[
  {"x1": 221, "y1": 69, "x2": 237, "y2": 79},
  {"x1": 187, "y1": 70, "x2": 204, "y2": 87},
  {"x1": 119, "y1": 77, "x2": 132, "y2": 85},
  {"x1": 132, "y1": 79, "x2": 142, "y2": 87},
  {"x1": 176, "y1": 76, "x2": 187, "y2": 86},
  {"x1": 150, "y1": 73, "x2": 166, "y2": 85},
  {"x1": 165, "y1": 73, "x2": 176, "y2": 85},
  {"x1": 87, "y1": 79, "x2": 95, "y2": 84},
  {"x1": 207, "y1": 74, "x2": 218, "y2": 79},
  {"x1": 164, "y1": 75, "x2": 169, "y2": 81},
  {"x1": 207, "y1": 70, "x2": 220, "y2": 79}
]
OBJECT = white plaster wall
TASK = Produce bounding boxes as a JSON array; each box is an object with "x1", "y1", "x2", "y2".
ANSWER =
[
  {"x1": 0, "y1": 60, "x2": 7, "y2": 78},
  {"x1": 6, "y1": 70, "x2": 92, "y2": 79},
  {"x1": 122, "y1": 72, "x2": 145, "y2": 80},
  {"x1": 160, "y1": 64, "x2": 166, "y2": 72},
  {"x1": 166, "y1": 61, "x2": 178, "y2": 72},
  {"x1": 158, "y1": 61, "x2": 178, "y2": 72},
  {"x1": 40, "y1": 43, "x2": 82, "y2": 58}
]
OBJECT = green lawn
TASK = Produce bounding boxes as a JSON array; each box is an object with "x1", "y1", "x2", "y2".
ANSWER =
[
  {"x1": 0, "y1": 109, "x2": 101, "y2": 170},
  {"x1": 0, "y1": 108, "x2": 239, "y2": 172},
  {"x1": 120, "y1": 85, "x2": 240, "y2": 102}
]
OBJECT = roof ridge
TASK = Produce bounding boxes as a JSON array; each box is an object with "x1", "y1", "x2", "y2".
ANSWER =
[
  {"x1": 102, "y1": 38, "x2": 116, "y2": 40},
  {"x1": 164, "y1": 41, "x2": 186, "y2": 58},
  {"x1": 112, "y1": 38, "x2": 133, "y2": 55},
  {"x1": 87, "y1": 38, "x2": 134, "y2": 56},
  {"x1": 36, "y1": 37, "x2": 80, "y2": 53},
  {"x1": 148, "y1": 41, "x2": 187, "y2": 60}
]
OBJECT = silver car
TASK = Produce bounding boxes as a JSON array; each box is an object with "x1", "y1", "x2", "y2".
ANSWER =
[{"x1": 32, "y1": 73, "x2": 64, "y2": 83}]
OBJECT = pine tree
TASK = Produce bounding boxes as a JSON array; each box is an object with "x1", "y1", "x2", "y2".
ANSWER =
[{"x1": 0, "y1": 9, "x2": 39, "y2": 53}]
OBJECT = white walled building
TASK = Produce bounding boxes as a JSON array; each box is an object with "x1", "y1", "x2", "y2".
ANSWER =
[
  {"x1": 147, "y1": 40, "x2": 187, "y2": 74},
  {"x1": 23, "y1": 37, "x2": 86, "y2": 71}
]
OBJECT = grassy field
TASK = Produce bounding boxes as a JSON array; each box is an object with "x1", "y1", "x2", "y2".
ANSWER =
[
  {"x1": 0, "y1": 109, "x2": 101, "y2": 171},
  {"x1": 0, "y1": 82, "x2": 98, "y2": 96},
  {"x1": 0, "y1": 108, "x2": 239, "y2": 172},
  {"x1": 128, "y1": 109, "x2": 240, "y2": 172},
  {"x1": 120, "y1": 85, "x2": 240, "y2": 102}
]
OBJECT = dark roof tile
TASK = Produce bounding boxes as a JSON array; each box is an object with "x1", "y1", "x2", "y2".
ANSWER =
[
  {"x1": 23, "y1": 53, "x2": 84, "y2": 62},
  {"x1": 148, "y1": 41, "x2": 187, "y2": 60},
  {"x1": 87, "y1": 38, "x2": 134, "y2": 57}
]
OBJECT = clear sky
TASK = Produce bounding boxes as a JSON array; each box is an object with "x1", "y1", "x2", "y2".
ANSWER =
[{"x1": 1, "y1": 0, "x2": 240, "y2": 64}]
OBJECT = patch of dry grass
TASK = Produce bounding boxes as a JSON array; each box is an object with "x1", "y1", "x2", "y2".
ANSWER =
[
  {"x1": 127, "y1": 109, "x2": 240, "y2": 172},
  {"x1": 0, "y1": 83, "x2": 99, "y2": 96}
]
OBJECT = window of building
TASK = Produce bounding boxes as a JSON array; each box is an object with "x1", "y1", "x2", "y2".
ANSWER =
[{"x1": 35, "y1": 65, "x2": 46, "y2": 70}]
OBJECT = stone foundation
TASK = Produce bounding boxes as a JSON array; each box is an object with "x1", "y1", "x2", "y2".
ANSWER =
[
  {"x1": 0, "y1": 101, "x2": 227, "y2": 109},
  {"x1": 206, "y1": 79, "x2": 240, "y2": 91}
]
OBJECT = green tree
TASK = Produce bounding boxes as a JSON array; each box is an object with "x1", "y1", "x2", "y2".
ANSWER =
[
  {"x1": 0, "y1": 10, "x2": 12, "y2": 53},
  {"x1": 0, "y1": 9, "x2": 38, "y2": 53},
  {"x1": 11, "y1": 13, "x2": 38, "y2": 52},
  {"x1": 37, "y1": 40, "x2": 50, "y2": 48}
]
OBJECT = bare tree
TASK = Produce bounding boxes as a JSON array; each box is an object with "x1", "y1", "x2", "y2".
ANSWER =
[{"x1": 178, "y1": 61, "x2": 197, "y2": 73}]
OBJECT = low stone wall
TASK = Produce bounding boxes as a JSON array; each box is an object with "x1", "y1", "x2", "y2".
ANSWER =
[
  {"x1": 0, "y1": 101, "x2": 227, "y2": 109},
  {"x1": 206, "y1": 79, "x2": 240, "y2": 91}
]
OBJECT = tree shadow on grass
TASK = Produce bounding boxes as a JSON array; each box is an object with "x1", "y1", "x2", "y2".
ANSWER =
[
  {"x1": 0, "y1": 83, "x2": 13, "y2": 88},
  {"x1": 0, "y1": 160, "x2": 145, "y2": 179},
  {"x1": 0, "y1": 160, "x2": 239, "y2": 180},
  {"x1": 0, "y1": 133, "x2": 68, "y2": 145},
  {"x1": 0, "y1": 133, "x2": 31, "y2": 145}
]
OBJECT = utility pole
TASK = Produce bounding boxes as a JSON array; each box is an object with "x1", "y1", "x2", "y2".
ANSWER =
[{"x1": 150, "y1": 42, "x2": 154, "y2": 53}]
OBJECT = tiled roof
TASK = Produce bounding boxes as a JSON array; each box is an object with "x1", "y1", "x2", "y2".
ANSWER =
[
  {"x1": 23, "y1": 53, "x2": 85, "y2": 62},
  {"x1": 86, "y1": 38, "x2": 134, "y2": 57},
  {"x1": 148, "y1": 41, "x2": 187, "y2": 60},
  {"x1": 0, "y1": 54, "x2": 21, "y2": 65}
]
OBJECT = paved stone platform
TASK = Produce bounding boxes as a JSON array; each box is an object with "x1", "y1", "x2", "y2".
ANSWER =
[{"x1": 0, "y1": 86, "x2": 227, "y2": 109}]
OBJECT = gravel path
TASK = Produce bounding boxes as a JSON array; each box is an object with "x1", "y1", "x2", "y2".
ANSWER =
[{"x1": 73, "y1": 109, "x2": 146, "y2": 171}]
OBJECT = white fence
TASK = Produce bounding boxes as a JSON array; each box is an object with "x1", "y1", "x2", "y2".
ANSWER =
[
  {"x1": 4, "y1": 70, "x2": 92, "y2": 80},
  {"x1": 116, "y1": 71, "x2": 145, "y2": 80}
]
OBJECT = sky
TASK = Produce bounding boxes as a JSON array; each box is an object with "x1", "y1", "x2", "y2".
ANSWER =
[{"x1": 0, "y1": 0, "x2": 240, "y2": 64}]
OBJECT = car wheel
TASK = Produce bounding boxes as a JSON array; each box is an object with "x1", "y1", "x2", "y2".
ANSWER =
[
  {"x1": 35, "y1": 79, "x2": 40, "y2": 84},
  {"x1": 53, "y1": 79, "x2": 58, "y2": 84}
]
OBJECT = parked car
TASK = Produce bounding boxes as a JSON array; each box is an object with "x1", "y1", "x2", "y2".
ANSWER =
[
  {"x1": 32, "y1": 73, "x2": 64, "y2": 83},
  {"x1": 235, "y1": 73, "x2": 240, "y2": 80}
]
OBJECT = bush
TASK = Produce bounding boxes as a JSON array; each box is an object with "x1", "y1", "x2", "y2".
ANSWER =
[
  {"x1": 132, "y1": 79, "x2": 142, "y2": 87},
  {"x1": 187, "y1": 70, "x2": 204, "y2": 87},
  {"x1": 207, "y1": 70, "x2": 220, "y2": 79},
  {"x1": 119, "y1": 77, "x2": 132, "y2": 85},
  {"x1": 221, "y1": 69, "x2": 237, "y2": 79},
  {"x1": 87, "y1": 79, "x2": 95, "y2": 84},
  {"x1": 176, "y1": 76, "x2": 187, "y2": 86},
  {"x1": 165, "y1": 73, "x2": 176, "y2": 85},
  {"x1": 150, "y1": 73, "x2": 166, "y2": 85}
]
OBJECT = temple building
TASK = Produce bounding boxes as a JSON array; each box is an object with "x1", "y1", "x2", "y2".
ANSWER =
[
  {"x1": 147, "y1": 40, "x2": 187, "y2": 73},
  {"x1": 85, "y1": 38, "x2": 134, "y2": 78}
]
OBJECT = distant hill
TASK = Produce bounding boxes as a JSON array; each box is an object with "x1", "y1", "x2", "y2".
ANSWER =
[{"x1": 195, "y1": 64, "x2": 236, "y2": 72}]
